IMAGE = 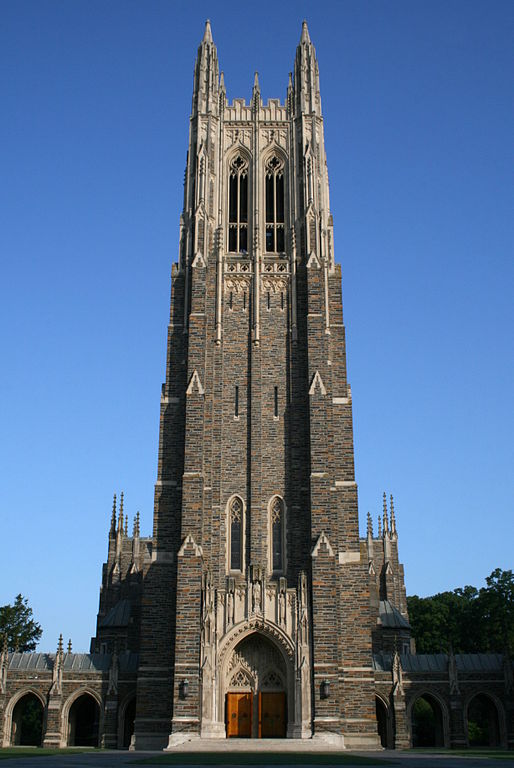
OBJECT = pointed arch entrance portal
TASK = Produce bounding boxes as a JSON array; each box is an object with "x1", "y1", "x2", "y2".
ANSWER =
[{"x1": 225, "y1": 633, "x2": 288, "y2": 738}]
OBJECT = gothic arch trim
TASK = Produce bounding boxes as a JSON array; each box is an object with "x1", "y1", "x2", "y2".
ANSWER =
[
  {"x1": 3, "y1": 687, "x2": 46, "y2": 747},
  {"x1": 267, "y1": 494, "x2": 287, "y2": 575},
  {"x1": 218, "y1": 619, "x2": 295, "y2": 667},
  {"x1": 225, "y1": 494, "x2": 247, "y2": 574},
  {"x1": 463, "y1": 690, "x2": 507, "y2": 747},
  {"x1": 61, "y1": 686, "x2": 103, "y2": 748},
  {"x1": 117, "y1": 690, "x2": 137, "y2": 749},
  {"x1": 406, "y1": 688, "x2": 450, "y2": 748}
]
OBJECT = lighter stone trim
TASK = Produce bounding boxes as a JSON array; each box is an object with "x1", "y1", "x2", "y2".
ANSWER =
[
  {"x1": 311, "y1": 531, "x2": 335, "y2": 558},
  {"x1": 332, "y1": 396, "x2": 349, "y2": 404},
  {"x1": 155, "y1": 480, "x2": 177, "y2": 487},
  {"x1": 161, "y1": 397, "x2": 179, "y2": 404},
  {"x1": 334, "y1": 480, "x2": 356, "y2": 487},
  {"x1": 311, "y1": 471, "x2": 326, "y2": 478},
  {"x1": 338, "y1": 551, "x2": 360, "y2": 565}
]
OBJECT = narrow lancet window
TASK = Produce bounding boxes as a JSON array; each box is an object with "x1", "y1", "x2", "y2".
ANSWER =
[
  {"x1": 270, "y1": 497, "x2": 285, "y2": 572},
  {"x1": 229, "y1": 496, "x2": 244, "y2": 571},
  {"x1": 234, "y1": 385, "x2": 239, "y2": 417},
  {"x1": 265, "y1": 156, "x2": 285, "y2": 253},
  {"x1": 228, "y1": 156, "x2": 249, "y2": 253},
  {"x1": 274, "y1": 386, "x2": 279, "y2": 418}
]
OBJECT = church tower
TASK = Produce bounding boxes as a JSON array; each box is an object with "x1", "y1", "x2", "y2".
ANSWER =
[{"x1": 133, "y1": 21, "x2": 380, "y2": 749}]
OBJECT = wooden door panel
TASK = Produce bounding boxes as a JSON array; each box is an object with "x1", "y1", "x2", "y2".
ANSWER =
[
  {"x1": 260, "y1": 692, "x2": 286, "y2": 738},
  {"x1": 226, "y1": 693, "x2": 252, "y2": 738}
]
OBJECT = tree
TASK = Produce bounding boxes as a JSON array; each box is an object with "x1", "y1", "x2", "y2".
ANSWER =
[
  {"x1": 407, "y1": 569, "x2": 514, "y2": 655},
  {"x1": 0, "y1": 594, "x2": 42, "y2": 652}
]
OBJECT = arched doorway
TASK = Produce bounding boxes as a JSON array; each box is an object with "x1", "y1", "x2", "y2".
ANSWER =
[
  {"x1": 11, "y1": 693, "x2": 43, "y2": 746},
  {"x1": 67, "y1": 693, "x2": 100, "y2": 746},
  {"x1": 121, "y1": 697, "x2": 136, "y2": 749},
  {"x1": 411, "y1": 694, "x2": 444, "y2": 747},
  {"x1": 375, "y1": 696, "x2": 389, "y2": 748},
  {"x1": 225, "y1": 633, "x2": 288, "y2": 738},
  {"x1": 467, "y1": 693, "x2": 500, "y2": 747}
]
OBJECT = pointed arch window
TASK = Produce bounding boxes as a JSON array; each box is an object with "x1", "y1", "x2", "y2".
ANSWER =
[
  {"x1": 270, "y1": 496, "x2": 285, "y2": 573},
  {"x1": 228, "y1": 156, "x2": 248, "y2": 253},
  {"x1": 265, "y1": 156, "x2": 285, "y2": 253},
  {"x1": 228, "y1": 496, "x2": 245, "y2": 572}
]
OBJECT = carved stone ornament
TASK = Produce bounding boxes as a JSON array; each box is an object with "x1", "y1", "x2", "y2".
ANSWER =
[
  {"x1": 261, "y1": 275, "x2": 288, "y2": 294},
  {"x1": 225, "y1": 275, "x2": 251, "y2": 294}
]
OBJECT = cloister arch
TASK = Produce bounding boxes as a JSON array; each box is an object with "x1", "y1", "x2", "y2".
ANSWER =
[
  {"x1": 408, "y1": 691, "x2": 449, "y2": 748},
  {"x1": 63, "y1": 689, "x2": 101, "y2": 747},
  {"x1": 375, "y1": 694, "x2": 393, "y2": 749},
  {"x1": 5, "y1": 689, "x2": 44, "y2": 746},
  {"x1": 118, "y1": 693, "x2": 136, "y2": 749},
  {"x1": 466, "y1": 692, "x2": 505, "y2": 748}
]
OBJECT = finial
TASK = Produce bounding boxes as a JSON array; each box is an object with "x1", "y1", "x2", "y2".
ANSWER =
[
  {"x1": 202, "y1": 19, "x2": 213, "y2": 44},
  {"x1": 67, "y1": 639, "x2": 72, "y2": 654},
  {"x1": 300, "y1": 20, "x2": 311, "y2": 44},
  {"x1": 367, "y1": 511, "x2": 373, "y2": 538},
  {"x1": 220, "y1": 71, "x2": 225, "y2": 91},
  {"x1": 57, "y1": 633, "x2": 63, "y2": 654},
  {"x1": 110, "y1": 493, "x2": 117, "y2": 534},
  {"x1": 390, "y1": 494, "x2": 397, "y2": 534},
  {"x1": 377, "y1": 516, "x2": 382, "y2": 537},
  {"x1": 382, "y1": 492, "x2": 389, "y2": 534},
  {"x1": 254, "y1": 71, "x2": 260, "y2": 89}
]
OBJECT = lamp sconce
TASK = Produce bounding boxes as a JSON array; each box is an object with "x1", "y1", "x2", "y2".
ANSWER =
[
  {"x1": 320, "y1": 679, "x2": 330, "y2": 700},
  {"x1": 179, "y1": 679, "x2": 189, "y2": 699}
]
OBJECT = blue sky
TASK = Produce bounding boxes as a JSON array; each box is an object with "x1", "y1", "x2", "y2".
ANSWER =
[{"x1": 1, "y1": 0, "x2": 512, "y2": 652}]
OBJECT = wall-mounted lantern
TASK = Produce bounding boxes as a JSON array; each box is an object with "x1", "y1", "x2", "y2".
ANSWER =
[
  {"x1": 320, "y1": 679, "x2": 330, "y2": 700},
  {"x1": 179, "y1": 679, "x2": 189, "y2": 699}
]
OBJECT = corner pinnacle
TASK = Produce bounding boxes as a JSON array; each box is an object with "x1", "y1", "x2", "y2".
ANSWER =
[
  {"x1": 367, "y1": 511, "x2": 373, "y2": 537},
  {"x1": 390, "y1": 494, "x2": 397, "y2": 534}
]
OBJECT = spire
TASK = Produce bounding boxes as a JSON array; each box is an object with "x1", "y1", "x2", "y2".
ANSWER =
[
  {"x1": 202, "y1": 19, "x2": 213, "y2": 43},
  {"x1": 390, "y1": 493, "x2": 397, "y2": 536},
  {"x1": 110, "y1": 493, "x2": 117, "y2": 536},
  {"x1": 294, "y1": 20, "x2": 322, "y2": 116},
  {"x1": 57, "y1": 633, "x2": 63, "y2": 655},
  {"x1": 367, "y1": 511, "x2": 373, "y2": 538},
  {"x1": 382, "y1": 492, "x2": 389, "y2": 535},
  {"x1": 192, "y1": 20, "x2": 220, "y2": 116},
  {"x1": 67, "y1": 639, "x2": 72, "y2": 654},
  {"x1": 133, "y1": 511, "x2": 140, "y2": 538},
  {"x1": 300, "y1": 20, "x2": 311, "y2": 44}
]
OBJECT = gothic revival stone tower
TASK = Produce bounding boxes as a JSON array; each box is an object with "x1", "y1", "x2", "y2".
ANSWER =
[{"x1": 133, "y1": 21, "x2": 380, "y2": 749}]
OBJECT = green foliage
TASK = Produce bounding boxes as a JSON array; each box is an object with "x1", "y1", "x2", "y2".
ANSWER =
[
  {"x1": 0, "y1": 594, "x2": 42, "y2": 652},
  {"x1": 407, "y1": 569, "x2": 514, "y2": 654}
]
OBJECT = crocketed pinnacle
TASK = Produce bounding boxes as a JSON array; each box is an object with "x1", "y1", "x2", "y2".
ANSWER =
[
  {"x1": 57, "y1": 633, "x2": 63, "y2": 654},
  {"x1": 67, "y1": 639, "x2": 72, "y2": 653},
  {"x1": 390, "y1": 494, "x2": 397, "y2": 534},
  {"x1": 367, "y1": 511, "x2": 373, "y2": 537},
  {"x1": 382, "y1": 492, "x2": 389, "y2": 534},
  {"x1": 110, "y1": 493, "x2": 117, "y2": 535}
]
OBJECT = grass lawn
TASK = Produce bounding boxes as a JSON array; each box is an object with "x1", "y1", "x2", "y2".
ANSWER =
[
  {"x1": 0, "y1": 747, "x2": 100, "y2": 760},
  {"x1": 136, "y1": 753, "x2": 391, "y2": 766}
]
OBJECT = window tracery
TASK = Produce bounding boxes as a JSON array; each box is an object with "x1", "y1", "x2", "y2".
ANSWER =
[
  {"x1": 229, "y1": 496, "x2": 244, "y2": 572},
  {"x1": 228, "y1": 155, "x2": 248, "y2": 253},
  {"x1": 265, "y1": 155, "x2": 285, "y2": 253},
  {"x1": 270, "y1": 496, "x2": 285, "y2": 573}
]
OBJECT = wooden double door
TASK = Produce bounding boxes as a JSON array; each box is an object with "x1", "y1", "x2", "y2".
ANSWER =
[{"x1": 226, "y1": 692, "x2": 286, "y2": 738}]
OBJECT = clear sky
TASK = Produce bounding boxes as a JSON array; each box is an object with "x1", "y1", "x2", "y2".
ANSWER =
[{"x1": 1, "y1": 0, "x2": 513, "y2": 652}]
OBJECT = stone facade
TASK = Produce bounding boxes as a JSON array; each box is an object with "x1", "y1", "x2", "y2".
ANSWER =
[{"x1": 1, "y1": 21, "x2": 513, "y2": 752}]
